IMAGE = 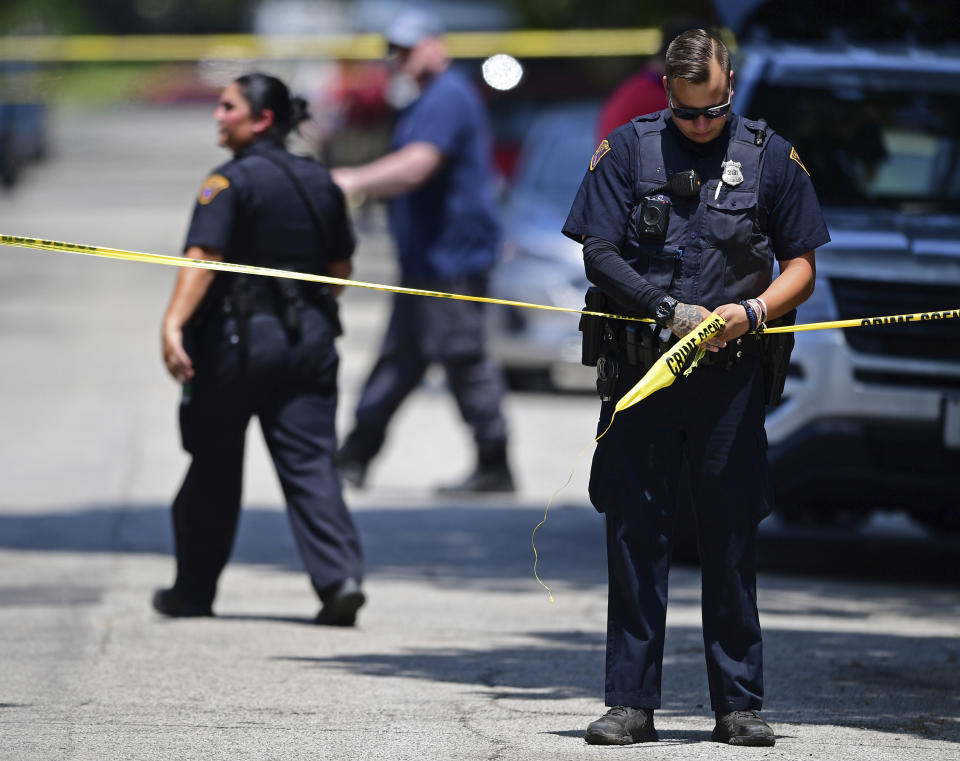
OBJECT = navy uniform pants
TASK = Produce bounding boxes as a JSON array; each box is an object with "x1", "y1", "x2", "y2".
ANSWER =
[
  {"x1": 171, "y1": 305, "x2": 363, "y2": 608},
  {"x1": 589, "y1": 353, "x2": 772, "y2": 713},
  {"x1": 345, "y1": 275, "x2": 508, "y2": 461}
]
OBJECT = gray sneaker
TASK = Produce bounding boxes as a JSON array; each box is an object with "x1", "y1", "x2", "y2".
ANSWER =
[
  {"x1": 584, "y1": 706, "x2": 657, "y2": 745},
  {"x1": 712, "y1": 710, "x2": 775, "y2": 746}
]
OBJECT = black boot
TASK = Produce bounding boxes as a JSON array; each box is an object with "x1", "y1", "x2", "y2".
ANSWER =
[
  {"x1": 712, "y1": 710, "x2": 775, "y2": 746},
  {"x1": 315, "y1": 577, "x2": 366, "y2": 627},
  {"x1": 152, "y1": 588, "x2": 213, "y2": 618},
  {"x1": 436, "y1": 445, "x2": 515, "y2": 495},
  {"x1": 336, "y1": 437, "x2": 373, "y2": 489},
  {"x1": 584, "y1": 706, "x2": 657, "y2": 745}
]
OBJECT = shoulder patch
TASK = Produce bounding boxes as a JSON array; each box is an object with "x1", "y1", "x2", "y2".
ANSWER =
[
  {"x1": 789, "y1": 146, "x2": 810, "y2": 176},
  {"x1": 590, "y1": 139, "x2": 611, "y2": 172},
  {"x1": 197, "y1": 173, "x2": 230, "y2": 205}
]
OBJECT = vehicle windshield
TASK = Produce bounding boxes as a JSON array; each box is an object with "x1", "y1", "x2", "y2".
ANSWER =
[
  {"x1": 513, "y1": 127, "x2": 595, "y2": 209},
  {"x1": 750, "y1": 74, "x2": 960, "y2": 209}
]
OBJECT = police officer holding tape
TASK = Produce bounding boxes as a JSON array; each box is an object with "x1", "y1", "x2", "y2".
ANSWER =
[
  {"x1": 155, "y1": 73, "x2": 366, "y2": 626},
  {"x1": 563, "y1": 29, "x2": 829, "y2": 746}
]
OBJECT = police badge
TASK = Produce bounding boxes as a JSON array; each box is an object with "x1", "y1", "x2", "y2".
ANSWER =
[{"x1": 720, "y1": 160, "x2": 744, "y2": 186}]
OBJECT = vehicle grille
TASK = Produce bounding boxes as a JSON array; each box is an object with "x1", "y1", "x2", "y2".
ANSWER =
[{"x1": 829, "y1": 278, "x2": 960, "y2": 362}]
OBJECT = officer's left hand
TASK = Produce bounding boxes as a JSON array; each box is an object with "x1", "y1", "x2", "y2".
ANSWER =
[
  {"x1": 710, "y1": 303, "x2": 751, "y2": 348},
  {"x1": 162, "y1": 324, "x2": 194, "y2": 384}
]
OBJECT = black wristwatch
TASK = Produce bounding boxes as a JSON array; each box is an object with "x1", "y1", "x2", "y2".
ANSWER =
[{"x1": 654, "y1": 295, "x2": 678, "y2": 325}]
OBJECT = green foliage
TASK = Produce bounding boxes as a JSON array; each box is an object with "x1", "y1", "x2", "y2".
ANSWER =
[
  {"x1": 501, "y1": 0, "x2": 716, "y2": 28},
  {"x1": 0, "y1": 0, "x2": 255, "y2": 34}
]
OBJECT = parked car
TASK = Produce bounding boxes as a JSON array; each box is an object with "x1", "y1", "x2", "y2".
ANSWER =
[
  {"x1": 485, "y1": 103, "x2": 597, "y2": 391},
  {"x1": 0, "y1": 64, "x2": 47, "y2": 189},
  {"x1": 486, "y1": 43, "x2": 960, "y2": 533},
  {"x1": 734, "y1": 43, "x2": 960, "y2": 531}
]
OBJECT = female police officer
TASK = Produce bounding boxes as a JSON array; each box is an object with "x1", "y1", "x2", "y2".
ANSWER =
[{"x1": 154, "y1": 72, "x2": 365, "y2": 626}]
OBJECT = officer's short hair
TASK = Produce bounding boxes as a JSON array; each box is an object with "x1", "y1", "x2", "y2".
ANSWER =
[{"x1": 664, "y1": 29, "x2": 730, "y2": 83}]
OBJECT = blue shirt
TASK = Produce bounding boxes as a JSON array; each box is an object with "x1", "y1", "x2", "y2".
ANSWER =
[{"x1": 388, "y1": 68, "x2": 501, "y2": 280}]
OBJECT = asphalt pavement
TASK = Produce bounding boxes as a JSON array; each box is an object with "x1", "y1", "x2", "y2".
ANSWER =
[{"x1": 0, "y1": 104, "x2": 958, "y2": 761}]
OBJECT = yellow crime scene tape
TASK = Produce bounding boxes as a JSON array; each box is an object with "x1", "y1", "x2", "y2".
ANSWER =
[
  {"x1": 3, "y1": 234, "x2": 958, "y2": 602},
  {"x1": 0, "y1": 28, "x2": 663, "y2": 63},
  {"x1": 0, "y1": 233, "x2": 648, "y2": 324},
  {"x1": 4, "y1": 234, "x2": 956, "y2": 333},
  {"x1": 531, "y1": 312, "x2": 726, "y2": 602}
]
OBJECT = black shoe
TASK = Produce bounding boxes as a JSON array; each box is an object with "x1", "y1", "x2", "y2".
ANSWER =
[
  {"x1": 315, "y1": 577, "x2": 366, "y2": 627},
  {"x1": 584, "y1": 706, "x2": 657, "y2": 745},
  {"x1": 712, "y1": 710, "x2": 776, "y2": 747},
  {"x1": 436, "y1": 462, "x2": 515, "y2": 495},
  {"x1": 152, "y1": 588, "x2": 213, "y2": 618},
  {"x1": 336, "y1": 445, "x2": 370, "y2": 489}
]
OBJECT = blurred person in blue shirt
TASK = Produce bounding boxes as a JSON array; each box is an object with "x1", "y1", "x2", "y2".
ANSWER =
[{"x1": 332, "y1": 8, "x2": 513, "y2": 495}]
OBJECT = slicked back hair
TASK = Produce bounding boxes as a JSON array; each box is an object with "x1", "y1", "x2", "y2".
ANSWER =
[
  {"x1": 664, "y1": 29, "x2": 730, "y2": 84},
  {"x1": 234, "y1": 72, "x2": 310, "y2": 141}
]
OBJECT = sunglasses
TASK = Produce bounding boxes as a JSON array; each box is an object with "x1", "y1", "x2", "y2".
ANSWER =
[{"x1": 668, "y1": 89, "x2": 732, "y2": 121}]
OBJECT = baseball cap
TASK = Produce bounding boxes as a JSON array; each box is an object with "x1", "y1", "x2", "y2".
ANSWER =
[{"x1": 385, "y1": 8, "x2": 445, "y2": 49}]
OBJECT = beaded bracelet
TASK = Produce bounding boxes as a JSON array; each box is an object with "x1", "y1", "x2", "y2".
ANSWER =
[
  {"x1": 741, "y1": 300, "x2": 758, "y2": 333},
  {"x1": 748, "y1": 298, "x2": 767, "y2": 332},
  {"x1": 755, "y1": 297, "x2": 768, "y2": 323}
]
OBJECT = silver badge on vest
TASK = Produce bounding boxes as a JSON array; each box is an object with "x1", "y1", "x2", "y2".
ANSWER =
[{"x1": 721, "y1": 160, "x2": 744, "y2": 186}]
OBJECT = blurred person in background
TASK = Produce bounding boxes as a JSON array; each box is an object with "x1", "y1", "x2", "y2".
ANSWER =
[
  {"x1": 332, "y1": 8, "x2": 514, "y2": 495},
  {"x1": 156, "y1": 72, "x2": 366, "y2": 626}
]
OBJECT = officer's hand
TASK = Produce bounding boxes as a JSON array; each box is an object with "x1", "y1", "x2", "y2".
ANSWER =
[
  {"x1": 666, "y1": 303, "x2": 719, "y2": 348},
  {"x1": 714, "y1": 303, "x2": 751, "y2": 345},
  {"x1": 162, "y1": 324, "x2": 194, "y2": 383}
]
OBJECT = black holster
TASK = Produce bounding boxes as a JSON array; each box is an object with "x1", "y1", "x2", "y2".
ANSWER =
[
  {"x1": 580, "y1": 286, "x2": 673, "y2": 401},
  {"x1": 226, "y1": 275, "x2": 343, "y2": 351},
  {"x1": 274, "y1": 277, "x2": 305, "y2": 340},
  {"x1": 759, "y1": 309, "x2": 797, "y2": 405},
  {"x1": 226, "y1": 276, "x2": 253, "y2": 359},
  {"x1": 306, "y1": 283, "x2": 343, "y2": 337},
  {"x1": 579, "y1": 286, "x2": 608, "y2": 367},
  {"x1": 274, "y1": 278, "x2": 344, "y2": 340}
]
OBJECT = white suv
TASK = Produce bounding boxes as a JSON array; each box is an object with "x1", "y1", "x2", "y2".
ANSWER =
[{"x1": 734, "y1": 43, "x2": 960, "y2": 531}]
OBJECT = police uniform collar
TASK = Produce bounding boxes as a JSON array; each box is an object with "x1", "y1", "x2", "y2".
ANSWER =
[
  {"x1": 665, "y1": 113, "x2": 736, "y2": 156},
  {"x1": 235, "y1": 136, "x2": 285, "y2": 159}
]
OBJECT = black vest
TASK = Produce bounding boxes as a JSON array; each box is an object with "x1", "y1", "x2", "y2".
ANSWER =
[{"x1": 628, "y1": 111, "x2": 774, "y2": 310}]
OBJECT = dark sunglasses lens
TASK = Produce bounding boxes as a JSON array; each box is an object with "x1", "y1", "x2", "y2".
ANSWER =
[{"x1": 672, "y1": 102, "x2": 730, "y2": 120}]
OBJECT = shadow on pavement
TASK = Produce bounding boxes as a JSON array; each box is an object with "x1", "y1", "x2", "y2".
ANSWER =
[
  {"x1": 0, "y1": 502, "x2": 607, "y2": 588},
  {"x1": 275, "y1": 623, "x2": 959, "y2": 743},
  {"x1": 1, "y1": 502, "x2": 958, "y2": 743},
  {"x1": 0, "y1": 501, "x2": 958, "y2": 587}
]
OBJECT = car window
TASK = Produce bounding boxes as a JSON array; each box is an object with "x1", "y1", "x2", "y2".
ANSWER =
[
  {"x1": 513, "y1": 121, "x2": 596, "y2": 209},
  {"x1": 749, "y1": 77, "x2": 960, "y2": 209}
]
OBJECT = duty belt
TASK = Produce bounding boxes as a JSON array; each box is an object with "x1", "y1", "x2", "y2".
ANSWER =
[{"x1": 611, "y1": 322, "x2": 763, "y2": 370}]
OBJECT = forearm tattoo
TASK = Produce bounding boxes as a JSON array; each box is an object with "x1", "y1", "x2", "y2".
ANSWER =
[{"x1": 667, "y1": 303, "x2": 705, "y2": 338}]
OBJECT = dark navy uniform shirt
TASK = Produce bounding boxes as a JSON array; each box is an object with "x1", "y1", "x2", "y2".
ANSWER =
[
  {"x1": 389, "y1": 68, "x2": 501, "y2": 281},
  {"x1": 563, "y1": 112, "x2": 830, "y2": 311},
  {"x1": 185, "y1": 138, "x2": 355, "y2": 283}
]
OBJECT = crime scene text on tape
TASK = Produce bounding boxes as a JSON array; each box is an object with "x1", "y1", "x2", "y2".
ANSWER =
[{"x1": 532, "y1": 312, "x2": 726, "y2": 602}]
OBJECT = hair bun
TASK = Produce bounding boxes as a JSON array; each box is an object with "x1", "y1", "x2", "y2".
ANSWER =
[{"x1": 289, "y1": 96, "x2": 311, "y2": 127}]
